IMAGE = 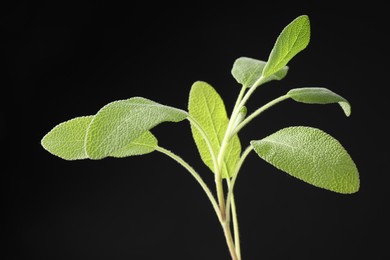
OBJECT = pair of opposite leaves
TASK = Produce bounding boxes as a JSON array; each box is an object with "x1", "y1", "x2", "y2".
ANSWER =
[{"x1": 41, "y1": 15, "x2": 359, "y2": 194}]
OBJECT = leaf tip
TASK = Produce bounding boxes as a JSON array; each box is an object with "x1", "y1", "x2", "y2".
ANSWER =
[{"x1": 340, "y1": 101, "x2": 352, "y2": 117}]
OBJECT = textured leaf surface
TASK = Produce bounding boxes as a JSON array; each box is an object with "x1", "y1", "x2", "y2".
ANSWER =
[
  {"x1": 109, "y1": 131, "x2": 157, "y2": 158},
  {"x1": 188, "y1": 81, "x2": 241, "y2": 178},
  {"x1": 231, "y1": 57, "x2": 288, "y2": 88},
  {"x1": 263, "y1": 15, "x2": 310, "y2": 78},
  {"x1": 41, "y1": 116, "x2": 93, "y2": 160},
  {"x1": 251, "y1": 126, "x2": 359, "y2": 193},
  {"x1": 86, "y1": 97, "x2": 187, "y2": 159},
  {"x1": 287, "y1": 87, "x2": 351, "y2": 116}
]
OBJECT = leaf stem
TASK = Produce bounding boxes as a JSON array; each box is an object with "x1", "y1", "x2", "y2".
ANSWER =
[
  {"x1": 222, "y1": 219, "x2": 239, "y2": 260},
  {"x1": 224, "y1": 146, "x2": 253, "y2": 260},
  {"x1": 231, "y1": 86, "x2": 247, "y2": 116},
  {"x1": 225, "y1": 145, "x2": 253, "y2": 222},
  {"x1": 236, "y1": 76, "x2": 266, "y2": 111},
  {"x1": 215, "y1": 85, "x2": 257, "y2": 260},
  {"x1": 232, "y1": 94, "x2": 290, "y2": 136},
  {"x1": 215, "y1": 173, "x2": 226, "y2": 219},
  {"x1": 214, "y1": 87, "x2": 246, "y2": 220},
  {"x1": 187, "y1": 115, "x2": 226, "y2": 218},
  {"x1": 155, "y1": 146, "x2": 222, "y2": 222},
  {"x1": 156, "y1": 145, "x2": 239, "y2": 259},
  {"x1": 226, "y1": 178, "x2": 241, "y2": 260},
  {"x1": 186, "y1": 115, "x2": 219, "y2": 173}
]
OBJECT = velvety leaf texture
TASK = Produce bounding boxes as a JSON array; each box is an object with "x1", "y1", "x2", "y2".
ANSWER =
[
  {"x1": 251, "y1": 126, "x2": 359, "y2": 194},
  {"x1": 85, "y1": 97, "x2": 187, "y2": 159},
  {"x1": 287, "y1": 87, "x2": 351, "y2": 116},
  {"x1": 41, "y1": 116, "x2": 94, "y2": 160},
  {"x1": 188, "y1": 81, "x2": 241, "y2": 178},
  {"x1": 262, "y1": 15, "x2": 310, "y2": 78},
  {"x1": 109, "y1": 131, "x2": 158, "y2": 158},
  {"x1": 231, "y1": 57, "x2": 288, "y2": 88}
]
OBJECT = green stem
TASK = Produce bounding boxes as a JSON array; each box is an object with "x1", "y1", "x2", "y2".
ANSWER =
[
  {"x1": 236, "y1": 76, "x2": 266, "y2": 112},
  {"x1": 187, "y1": 115, "x2": 226, "y2": 218},
  {"x1": 219, "y1": 79, "x2": 262, "y2": 156},
  {"x1": 215, "y1": 173, "x2": 226, "y2": 220},
  {"x1": 232, "y1": 94, "x2": 290, "y2": 136},
  {"x1": 224, "y1": 146, "x2": 253, "y2": 260},
  {"x1": 212, "y1": 86, "x2": 251, "y2": 260},
  {"x1": 222, "y1": 219, "x2": 239, "y2": 260},
  {"x1": 186, "y1": 116, "x2": 219, "y2": 173},
  {"x1": 215, "y1": 87, "x2": 246, "y2": 219},
  {"x1": 156, "y1": 146, "x2": 239, "y2": 259},
  {"x1": 155, "y1": 146, "x2": 222, "y2": 222},
  {"x1": 231, "y1": 86, "x2": 247, "y2": 118},
  {"x1": 216, "y1": 86, "x2": 247, "y2": 183},
  {"x1": 225, "y1": 145, "x2": 253, "y2": 222},
  {"x1": 226, "y1": 178, "x2": 241, "y2": 260}
]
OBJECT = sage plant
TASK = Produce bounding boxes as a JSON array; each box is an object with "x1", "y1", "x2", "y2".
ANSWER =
[{"x1": 41, "y1": 15, "x2": 359, "y2": 260}]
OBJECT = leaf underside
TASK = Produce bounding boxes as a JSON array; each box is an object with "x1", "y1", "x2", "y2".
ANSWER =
[
  {"x1": 108, "y1": 131, "x2": 158, "y2": 158},
  {"x1": 85, "y1": 97, "x2": 187, "y2": 159},
  {"x1": 41, "y1": 114, "x2": 159, "y2": 160},
  {"x1": 251, "y1": 126, "x2": 359, "y2": 194},
  {"x1": 41, "y1": 96, "x2": 186, "y2": 160},
  {"x1": 287, "y1": 87, "x2": 351, "y2": 116},
  {"x1": 231, "y1": 57, "x2": 289, "y2": 88}
]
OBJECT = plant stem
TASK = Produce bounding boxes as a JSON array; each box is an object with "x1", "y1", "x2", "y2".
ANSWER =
[
  {"x1": 187, "y1": 115, "x2": 226, "y2": 219},
  {"x1": 226, "y1": 145, "x2": 253, "y2": 218},
  {"x1": 222, "y1": 219, "x2": 239, "y2": 260},
  {"x1": 232, "y1": 94, "x2": 290, "y2": 136},
  {"x1": 156, "y1": 145, "x2": 239, "y2": 259},
  {"x1": 155, "y1": 146, "x2": 222, "y2": 222},
  {"x1": 226, "y1": 179, "x2": 241, "y2": 260},
  {"x1": 212, "y1": 86, "x2": 251, "y2": 260},
  {"x1": 214, "y1": 87, "x2": 246, "y2": 220},
  {"x1": 222, "y1": 145, "x2": 252, "y2": 260},
  {"x1": 231, "y1": 86, "x2": 247, "y2": 117},
  {"x1": 216, "y1": 173, "x2": 226, "y2": 219},
  {"x1": 236, "y1": 76, "x2": 265, "y2": 111},
  {"x1": 186, "y1": 115, "x2": 219, "y2": 173}
]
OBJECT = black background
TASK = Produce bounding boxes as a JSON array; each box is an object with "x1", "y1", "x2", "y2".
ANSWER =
[{"x1": 3, "y1": 2, "x2": 389, "y2": 260}]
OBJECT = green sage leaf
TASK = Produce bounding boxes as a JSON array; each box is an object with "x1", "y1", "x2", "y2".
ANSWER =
[
  {"x1": 86, "y1": 97, "x2": 187, "y2": 159},
  {"x1": 41, "y1": 116, "x2": 94, "y2": 160},
  {"x1": 251, "y1": 126, "x2": 359, "y2": 194},
  {"x1": 262, "y1": 15, "x2": 310, "y2": 78},
  {"x1": 287, "y1": 87, "x2": 351, "y2": 116},
  {"x1": 231, "y1": 57, "x2": 288, "y2": 88},
  {"x1": 188, "y1": 81, "x2": 241, "y2": 178},
  {"x1": 109, "y1": 131, "x2": 158, "y2": 158}
]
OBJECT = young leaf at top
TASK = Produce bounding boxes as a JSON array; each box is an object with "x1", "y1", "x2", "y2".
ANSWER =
[
  {"x1": 85, "y1": 97, "x2": 187, "y2": 160},
  {"x1": 41, "y1": 116, "x2": 94, "y2": 160},
  {"x1": 287, "y1": 87, "x2": 351, "y2": 116},
  {"x1": 262, "y1": 15, "x2": 310, "y2": 79},
  {"x1": 231, "y1": 57, "x2": 289, "y2": 88},
  {"x1": 109, "y1": 131, "x2": 158, "y2": 158},
  {"x1": 250, "y1": 126, "x2": 359, "y2": 194},
  {"x1": 188, "y1": 81, "x2": 241, "y2": 178}
]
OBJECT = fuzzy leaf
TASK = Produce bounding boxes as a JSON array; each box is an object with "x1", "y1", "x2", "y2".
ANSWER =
[
  {"x1": 86, "y1": 97, "x2": 187, "y2": 159},
  {"x1": 41, "y1": 116, "x2": 93, "y2": 160},
  {"x1": 109, "y1": 131, "x2": 157, "y2": 158},
  {"x1": 251, "y1": 126, "x2": 359, "y2": 194},
  {"x1": 188, "y1": 81, "x2": 241, "y2": 178},
  {"x1": 231, "y1": 57, "x2": 288, "y2": 88},
  {"x1": 263, "y1": 15, "x2": 310, "y2": 78},
  {"x1": 287, "y1": 87, "x2": 351, "y2": 116}
]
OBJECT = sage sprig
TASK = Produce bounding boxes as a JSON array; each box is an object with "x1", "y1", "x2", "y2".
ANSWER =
[{"x1": 41, "y1": 15, "x2": 359, "y2": 260}]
